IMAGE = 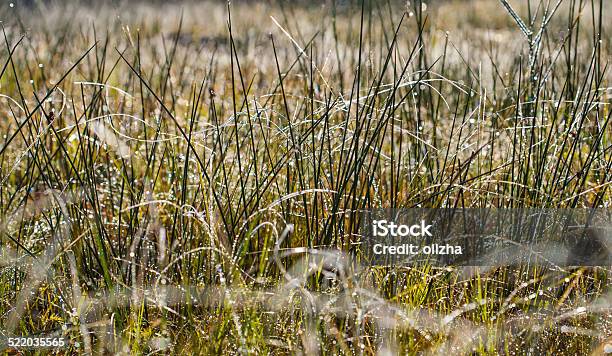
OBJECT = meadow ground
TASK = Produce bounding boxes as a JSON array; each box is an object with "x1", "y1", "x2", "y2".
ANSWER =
[{"x1": 0, "y1": 0, "x2": 611, "y2": 354}]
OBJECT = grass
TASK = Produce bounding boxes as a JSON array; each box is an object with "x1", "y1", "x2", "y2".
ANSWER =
[{"x1": 0, "y1": 0, "x2": 610, "y2": 354}]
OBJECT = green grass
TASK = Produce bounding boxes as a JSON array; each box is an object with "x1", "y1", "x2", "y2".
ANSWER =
[{"x1": 0, "y1": 0, "x2": 610, "y2": 354}]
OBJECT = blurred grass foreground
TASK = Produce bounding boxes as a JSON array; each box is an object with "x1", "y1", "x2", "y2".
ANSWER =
[{"x1": 0, "y1": 0, "x2": 610, "y2": 354}]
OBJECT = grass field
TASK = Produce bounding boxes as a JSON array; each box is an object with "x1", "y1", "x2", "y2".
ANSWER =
[{"x1": 0, "y1": 0, "x2": 610, "y2": 354}]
